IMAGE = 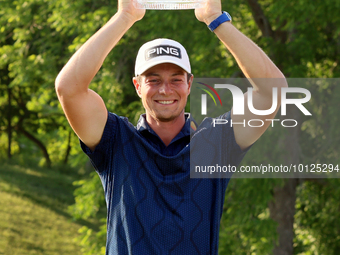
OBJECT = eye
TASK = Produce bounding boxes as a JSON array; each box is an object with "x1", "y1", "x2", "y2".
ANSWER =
[
  {"x1": 172, "y1": 78, "x2": 184, "y2": 84},
  {"x1": 146, "y1": 78, "x2": 160, "y2": 84},
  {"x1": 153, "y1": 79, "x2": 161, "y2": 84}
]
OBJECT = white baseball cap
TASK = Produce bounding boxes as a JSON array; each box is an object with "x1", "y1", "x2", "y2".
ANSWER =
[{"x1": 134, "y1": 38, "x2": 191, "y2": 76}]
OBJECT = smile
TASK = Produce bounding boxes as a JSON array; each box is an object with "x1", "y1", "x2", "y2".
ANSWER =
[{"x1": 156, "y1": 100, "x2": 176, "y2": 105}]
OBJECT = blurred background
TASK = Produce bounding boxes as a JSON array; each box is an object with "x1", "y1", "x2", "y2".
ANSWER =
[{"x1": 0, "y1": 0, "x2": 339, "y2": 254}]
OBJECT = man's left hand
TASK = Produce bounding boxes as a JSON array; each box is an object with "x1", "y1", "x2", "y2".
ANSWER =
[{"x1": 195, "y1": 0, "x2": 222, "y2": 25}]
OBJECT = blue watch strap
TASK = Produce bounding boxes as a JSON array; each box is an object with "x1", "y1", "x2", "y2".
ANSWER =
[{"x1": 208, "y1": 11, "x2": 232, "y2": 32}]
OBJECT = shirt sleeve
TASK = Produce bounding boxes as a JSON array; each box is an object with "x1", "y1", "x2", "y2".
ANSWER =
[
  {"x1": 219, "y1": 111, "x2": 252, "y2": 167},
  {"x1": 79, "y1": 111, "x2": 118, "y2": 174}
]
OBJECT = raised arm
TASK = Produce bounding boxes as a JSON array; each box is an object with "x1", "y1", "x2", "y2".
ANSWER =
[
  {"x1": 195, "y1": 0, "x2": 288, "y2": 150},
  {"x1": 55, "y1": 1, "x2": 145, "y2": 151}
]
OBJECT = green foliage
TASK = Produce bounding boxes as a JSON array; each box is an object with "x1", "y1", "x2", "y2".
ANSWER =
[
  {"x1": 69, "y1": 172, "x2": 105, "y2": 220},
  {"x1": 68, "y1": 172, "x2": 107, "y2": 253},
  {"x1": 219, "y1": 179, "x2": 280, "y2": 254},
  {"x1": 295, "y1": 179, "x2": 340, "y2": 254},
  {"x1": 76, "y1": 220, "x2": 107, "y2": 255}
]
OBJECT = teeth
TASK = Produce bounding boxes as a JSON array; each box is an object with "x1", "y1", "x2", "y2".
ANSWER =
[{"x1": 158, "y1": 100, "x2": 174, "y2": 105}]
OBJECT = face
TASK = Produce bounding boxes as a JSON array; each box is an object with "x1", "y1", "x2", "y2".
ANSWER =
[{"x1": 133, "y1": 63, "x2": 193, "y2": 123}]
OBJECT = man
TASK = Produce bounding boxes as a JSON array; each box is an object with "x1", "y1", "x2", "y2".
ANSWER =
[{"x1": 55, "y1": 0, "x2": 287, "y2": 253}]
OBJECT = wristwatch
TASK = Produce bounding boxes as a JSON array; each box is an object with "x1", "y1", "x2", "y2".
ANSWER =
[{"x1": 208, "y1": 11, "x2": 232, "y2": 32}]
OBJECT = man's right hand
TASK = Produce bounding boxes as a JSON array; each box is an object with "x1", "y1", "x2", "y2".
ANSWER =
[
  {"x1": 56, "y1": 0, "x2": 145, "y2": 151},
  {"x1": 118, "y1": 0, "x2": 145, "y2": 22}
]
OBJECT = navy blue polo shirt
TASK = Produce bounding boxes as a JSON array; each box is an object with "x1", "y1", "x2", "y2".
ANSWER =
[{"x1": 81, "y1": 111, "x2": 247, "y2": 255}]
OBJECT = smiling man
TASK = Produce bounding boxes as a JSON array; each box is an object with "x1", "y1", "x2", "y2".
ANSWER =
[
  {"x1": 55, "y1": 0, "x2": 286, "y2": 253},
  {"x1": 133, "y1": 39, "x2": 193, "y2": 146}
]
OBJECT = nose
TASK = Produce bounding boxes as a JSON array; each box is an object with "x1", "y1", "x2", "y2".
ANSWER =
[{"x1": 158, "y1": 81, "x2": 173, "y2": 95}]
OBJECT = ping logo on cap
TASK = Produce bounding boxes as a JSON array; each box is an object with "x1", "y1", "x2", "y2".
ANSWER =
[{"x1": 145, "y1": 45, "x2": 182, "y2": 61}]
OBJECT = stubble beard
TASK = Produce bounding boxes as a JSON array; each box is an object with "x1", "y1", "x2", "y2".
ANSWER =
[
  {"x1": 151, "y1": 109, "x2": 184, "y2": 122},
  {"x1": 144, "y1": 97, "x2": 187, "y2": 123}
]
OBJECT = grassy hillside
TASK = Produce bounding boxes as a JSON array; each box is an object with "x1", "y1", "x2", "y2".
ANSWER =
[{"x1": 0, "y1": 160, "x2": 96, "y2": 255}]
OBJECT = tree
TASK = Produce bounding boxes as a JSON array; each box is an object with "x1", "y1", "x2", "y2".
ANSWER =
[{"x1": 218, "y1": 0, "x2": 340, "y2": 254}]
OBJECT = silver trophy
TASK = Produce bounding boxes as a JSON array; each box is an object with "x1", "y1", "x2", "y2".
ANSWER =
[{"x1": 134, "y1": 0, "x2": 205, "y2": 10}]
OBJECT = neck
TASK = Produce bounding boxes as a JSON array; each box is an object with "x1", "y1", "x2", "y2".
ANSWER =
[{"x1": 146, "y1": 112, "x2": 186, "y2": 146}]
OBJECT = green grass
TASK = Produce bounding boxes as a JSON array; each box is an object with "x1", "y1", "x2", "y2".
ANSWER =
[{"x1": 0, "y1": 159, "x2": 98, "y2": 255}]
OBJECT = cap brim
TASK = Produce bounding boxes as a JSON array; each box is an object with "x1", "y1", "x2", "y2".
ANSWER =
[{"x1": 135, "y1": 58, "x2": 191, "y2": 76}]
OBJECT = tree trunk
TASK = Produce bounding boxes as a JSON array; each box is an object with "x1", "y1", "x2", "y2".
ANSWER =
[
  {"x1": 246, "y1": 1, "x2": 302, "y2": 253},
  {"x1": 269, "y1": 105, "x2": 302, "y2": 255},
  {"x1": 63, "y1": 130, "x2": 72, "y2": 165},
  {"x1": 246, "y1": 0, "x2": 274, "y2": 38},
  {"x1": 17, "y1": 126, "x2": 51, "y2": 168},
  {"x1": 269, "y1": 179, "x2": 298, "y2": 255}
]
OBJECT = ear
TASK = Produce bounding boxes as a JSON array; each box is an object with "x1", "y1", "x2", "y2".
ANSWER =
[
  {"x1": 187, "y1": 74, "x2": 194, "y2": 95},
  {"x1": 132, "y1": 77, "x2": 142, "y2": 98}
]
